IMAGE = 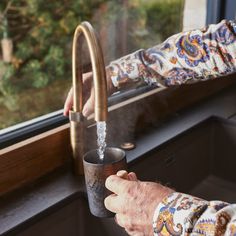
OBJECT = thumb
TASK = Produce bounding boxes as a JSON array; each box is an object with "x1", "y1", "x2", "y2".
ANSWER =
[{"x1": 82, "y1": 87, "x2": 95, "y2": 117}]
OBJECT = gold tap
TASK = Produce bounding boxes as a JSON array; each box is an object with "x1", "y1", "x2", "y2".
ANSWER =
[{"x1": 70, "y1": 21, "x2": 108, "y2": 175}]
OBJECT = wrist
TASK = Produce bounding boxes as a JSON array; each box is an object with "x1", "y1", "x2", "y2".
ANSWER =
[
  {"x1": 147, "y1": 184, "x2": 174, "y2": 234},
  {"x1": 151, "y1": 186, "x2": 175, "y2": 217}
]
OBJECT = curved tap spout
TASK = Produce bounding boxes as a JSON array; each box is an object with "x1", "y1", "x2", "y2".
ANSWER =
[{"x1": 70, "y1": 22, "x2": 108, "y2": 175}]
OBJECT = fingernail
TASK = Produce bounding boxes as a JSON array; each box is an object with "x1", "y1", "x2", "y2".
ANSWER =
[{"x1": 117, "y1": 170, "x2": 128, "y2": 179}]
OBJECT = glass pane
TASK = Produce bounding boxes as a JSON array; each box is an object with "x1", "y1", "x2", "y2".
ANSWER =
[{"x1": 0, "y1": 0, "x2": 184, "y2": 130}]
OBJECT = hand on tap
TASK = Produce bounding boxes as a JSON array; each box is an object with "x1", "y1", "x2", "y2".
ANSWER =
[{"x1": 63, "y1": 70, "x2": 116, "y2": 117}]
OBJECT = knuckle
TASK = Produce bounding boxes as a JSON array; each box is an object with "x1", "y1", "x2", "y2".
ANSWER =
[
  {"x1": 126, "y1": 186, "x2": 133, "y2": 195},
  {"x1": 124, "y1": 182, "x2": 137, "y2": 196},
  {"x1": 125, "y1": 220, "x2": 135, "y2": 232}
]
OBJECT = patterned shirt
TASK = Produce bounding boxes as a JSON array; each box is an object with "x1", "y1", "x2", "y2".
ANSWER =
[
  {"x1": 107, "y1": 20, "x2": 236, "y2": 90},
  {"x1": 107, "y1": 20, "x2": 236, "y2": 235}
]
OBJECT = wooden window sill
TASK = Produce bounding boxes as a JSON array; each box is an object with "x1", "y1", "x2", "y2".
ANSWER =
[{"x1": 0, "y1": 124, "x2": 71, "y2": 195}]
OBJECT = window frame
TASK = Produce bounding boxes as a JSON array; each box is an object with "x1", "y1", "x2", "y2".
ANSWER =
[
  {"x1": 206, "y1": 0, "x2": 235, "y2": 24},
  {"x1": 206, "y1": 0, "x2": 225, "y2": 24},
  {"x1": 0, "y1": 111, "x2": 68, "y2": 149},
  {"x1": 225, "y1": 0, "x2": 236, "y2": 20}
]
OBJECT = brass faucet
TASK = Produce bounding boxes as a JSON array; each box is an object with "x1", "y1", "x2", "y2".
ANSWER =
[{"x1": 70, "y1": 22, "x2": 108, "y2": 175}]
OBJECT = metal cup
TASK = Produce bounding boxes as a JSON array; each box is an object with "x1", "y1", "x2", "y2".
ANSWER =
[{"x1": 83, "y1": 147, "x2": 127, "y2": 218}]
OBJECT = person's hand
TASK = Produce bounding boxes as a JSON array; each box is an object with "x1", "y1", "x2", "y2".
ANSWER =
[
  {"x1": 63, "y1": 70, "x2": 116, "y2": 117},
  {"x1": 105, "y1": 171, "x2": 174, "y2": 236}
]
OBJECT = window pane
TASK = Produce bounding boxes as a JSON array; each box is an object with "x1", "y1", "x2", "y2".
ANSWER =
[{"x1": 0, "y1": 0, "x2": 184, "y2": 130}]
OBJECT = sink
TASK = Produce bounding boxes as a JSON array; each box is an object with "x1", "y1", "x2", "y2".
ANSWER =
[
  {"x1": 11, "y1": 196, "x2": 129, "y2": 236},
  {"x1": 131, "y1": 117, "x2": 236, "y2": 203},
  {"x1": 8, "y1": 117, "x2": 236, "y2": 236}
]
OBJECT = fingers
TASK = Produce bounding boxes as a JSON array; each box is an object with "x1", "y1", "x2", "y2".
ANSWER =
[
  {"x1": 116, "y1": 170, "x2": 128, "y2": 179},
  {"x1": 82, "y1": 87, "x2": 95, "y2": 117},
  {"x1": 117, "y1": 170, "x2": 138, "y2": 181},
  {"x1": 104, "y1": 194, "x2": 120, "y2": 213},
  {"x1": 105, "y1": 174, "x2": 130, "y2": 195},
  {"x1": 63, "y1": 72, "x2": 93, "y2": 117},
  {"x1": 63, "y1": 88, "x2": 73, "y2": 116},
  {"x1": 128, "y1": 172, "x2": 138, "y2": 181}
]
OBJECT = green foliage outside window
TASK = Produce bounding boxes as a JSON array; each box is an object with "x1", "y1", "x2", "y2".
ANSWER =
[{"x1": 0, "y1": 0, "x2": 108, "y2": 92}]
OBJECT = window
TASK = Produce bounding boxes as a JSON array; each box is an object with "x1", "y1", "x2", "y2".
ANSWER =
[{"x1": 0, "y1": 0, "x2": 185, "y2": 133}]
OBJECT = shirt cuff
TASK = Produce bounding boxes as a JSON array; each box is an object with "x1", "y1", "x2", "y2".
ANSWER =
[{"x1": 153, "y1": 192, "x2": 208, "y2": 235}]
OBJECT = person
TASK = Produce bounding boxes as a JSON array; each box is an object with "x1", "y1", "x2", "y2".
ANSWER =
[{"x1": 64, "y1": 19, "x2": 236, "y2": 236}]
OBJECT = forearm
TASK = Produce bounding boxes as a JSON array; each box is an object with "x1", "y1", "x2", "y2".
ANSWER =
[
  {"x1": 107, "y1": 20, "x2": 236, "y2": 90},
  {"x1": 153, "y1": 192, "x2": 236, "y2": 235}
]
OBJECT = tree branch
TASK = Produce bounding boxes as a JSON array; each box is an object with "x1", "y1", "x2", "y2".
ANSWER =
[{"x1": 3, "y1": 0, "x2": 14, "y2": 16}]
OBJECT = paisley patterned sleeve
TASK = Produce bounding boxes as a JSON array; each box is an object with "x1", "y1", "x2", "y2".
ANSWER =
[
  {"x1": 107, "y1": 19, "x2": 236, "y2": 90},
  {"x1": 153, "y1": 192, "x2": 236, "y2": 235}
]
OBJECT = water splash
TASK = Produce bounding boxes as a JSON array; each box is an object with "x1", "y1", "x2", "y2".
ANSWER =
[{"x1": 96, "y1": 121, "x2": 107, "y2": 160}]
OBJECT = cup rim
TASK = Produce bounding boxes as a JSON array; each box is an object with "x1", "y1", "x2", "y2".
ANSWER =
[{"x1": 83, "y1": 147, "x2": 126, "y2": 166}]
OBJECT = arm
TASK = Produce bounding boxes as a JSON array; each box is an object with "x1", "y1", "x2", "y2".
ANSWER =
[
  {"x1": 153, "y1": 192, "x2": 236, "y2": 235},
  {"x1": 64, "y1": 20, "x2": 236, "y2": 117},
  {"x1": 105, "y1": 172, "x2": 236, "y2": 236},
  {"x1": 107, "y1": 19, "x2": 236, "y2": 90}
]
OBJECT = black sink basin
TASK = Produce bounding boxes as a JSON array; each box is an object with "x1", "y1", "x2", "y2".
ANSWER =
[
  {"x1": 7, "y1": 117, "x2": 236, "y2": 236},
  {"x1": 131, "y1": 117, "x2": 236, "y2": 203}
]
